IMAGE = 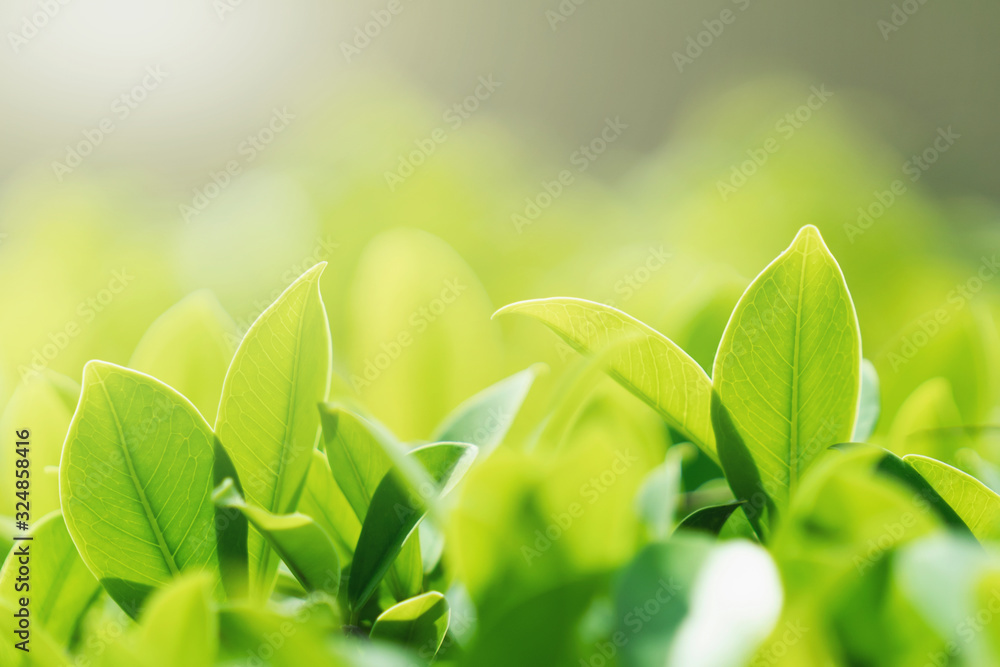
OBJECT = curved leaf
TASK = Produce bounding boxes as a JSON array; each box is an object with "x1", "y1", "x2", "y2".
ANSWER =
[
  {"x1": 712, "y1": 225, "x2": 861, "y2": 537},
  {"x1": 214, "y1": 479, "x2": 341, "y2": 597},
  {"x1": 129, "y1": 289, "x2": 237, "y2": 422},
  {"x1": 215, "y1": 263, "x2": 332, "y2": 596},
  {"x1": 370, "y1": 591, "x2": 450, "y2": 661},
  {"x1": 904, "y1": 454, "x2": 1000, "y2": 542},
  {"x1": 676, "y1": 501, "x2": 747, "y2": 537},
  {"x1": 852, "y1": 359, "x2": 881, "y2": 442},
  {"x1": 494, "y1": 297, "x2": 716, "y2": 461},
  {"x1": 0, "y1": 512, "x2": 99, "y2": 646},
  {"x1": 349, "y1": 443, "x2": 477, "y2": 610},
  {"x1": 432, "y1": 364, "x2": 543, "y2": 457},
  {"x1": 60, "y1": 361, "x2": 221, "y2": 614},
  {"x1": 298, "y1": 450, "x2": 361, "y2": 563}
]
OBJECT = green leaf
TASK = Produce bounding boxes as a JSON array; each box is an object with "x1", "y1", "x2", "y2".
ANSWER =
[
  {"x1": 136, "y1": 573, "x2": 218, "y2": 667},
  {"x1": 494, "y1": 297, "x2": 717, "y2": 461},
  {"x1": 320, "y1": 404, "x2": 422, "y2": 601},
  {"x1": 0, "y1": 598, "x2": 69, "y2": 667},
  {"x1": 712, "y1": 225, "x2": 861, "y2": 538},
  {"x1": 431, "y1": 364, "x2": 542, "y2": 457},
  {"x1": 0, "y1": 512, "x2": 100, "y2": 646},
  {"x1": 676, "y1": 501, "x2": 747, "y2": 536},
  {"x1": 370, "y1": 591, "x2": 450, "y2": 661},
  {"x1": 349, "y1": 442, "x2": 477, "y2": 610},
  {"x1": 0, "y1": 371, "x2": 78, "y2": 519},
  {"x1": 214, "y1": 479, "x2": 341, "y2": 597},
  {"x1": 215, "y1": 263, "x2": 332, "y2": 597},
  {"x1": 59, "y1": 361, "x2": 221, "y2": 615},
  {"x1": 903, "y1": 454, "x2": 1000, "y2": 542},
  {"x1": 129, "y1": 289, "x2": 237, "y2": 422},
  {"x1": 635, "y1": 446, "x2": 688, "y2": 541},
  {"x1": 852, "y1": 359, "x2": 881, "y2": 442},
  {"x1": 298, "y1": 450, "x2": 361, "y2": 563}
]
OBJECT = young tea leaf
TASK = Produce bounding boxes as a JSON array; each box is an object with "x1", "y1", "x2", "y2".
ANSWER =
[
  {"x1": 494, "y1": 297, "x2": 717, "y2": 461},
  {"x1": 370, "y1": 591, "x2": 450, "y2": 661},
  {"x1": 712, "y1": 225, "x2": 861, "y2": 538},
  {"x1": 215, "y1": 263, "x2": 332, "y2": 597},
  {"x1": 903, "y1": 454, "x2": 1000, "y2": 542},
  {"x1": 349, "y1": 442, "x2": 477, "y2": 610},
  {"x1": 676, "y1": 501, "x2": 747, "y2": 537},
  {"x1": 298, "y1": 450, "x2": 361, "y2": 563},
  {"x1": 60, "y1": 361, "x2": 221, "y2": 615},
  {"x1": 0, "y1": 512, "x2": 100, "y2": 646}
]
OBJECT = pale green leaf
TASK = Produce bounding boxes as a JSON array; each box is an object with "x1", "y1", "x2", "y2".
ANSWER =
[
  {"x1": 370, "y1": 591, "x2": 450, "y2": 661},
  {"x1": 215, "y1": 263, "x2": 332, "y2": 597},
  {"x1": 494, "y1": 297, "x2": 717, "y2": 461},
  {"x1": 0, "y1": 598, "x2": 69, "y2": 667},
  {"x1": 298, "y1": 450, "x2": 361, "y2": 563},
  {"x1": 904, "y1": 454, "x2": 1000, "y2": 542},
  {"x1": 214, "y1": 479, "x2": 341, "y2": 597},
  {"x1": 0, "y1": 512, "x2": 100, "y2": 646},
  {"x1": 432, "y1": 364, "x2": 542, "y2": 457},
  {"x1": 852, "y1": 359, "x2": 880, "y2": 442},
  {"x1": 129, "y1": 290, "x2": 237, "y2": 422},
  {"x1": 59, "y1": 361, "x2": 221, "y2": 614},
  {"x1": 712, "y1": 225, "x2": 861, "y2": 536},
  {"x1": 349, "y1": 442, "x2": 477, "y2": 610},
  {"x1": 137, "y1": 573, "x2": 218, "y2": 667}
]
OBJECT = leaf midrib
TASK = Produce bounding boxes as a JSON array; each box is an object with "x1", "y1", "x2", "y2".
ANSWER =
[
  {"x1": 97, "y1": 378, "x2": 180, "y2": 576},
  {"x1": 788, "y1": 237, "x2": 810, "y2": 496}
]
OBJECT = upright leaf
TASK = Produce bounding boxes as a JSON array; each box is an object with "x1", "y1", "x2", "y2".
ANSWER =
[
  {"x1": 349, "y1": 443, "x2": 477, "y2": 610},
  {"x1": 129, "y1": 290, "x2": 237, "y2": 422},
  {"x1": 60, "y1": 361, "x2": 221, "y2": 614},
  {"x1": 852, "y1": 359, "x2": 881, "y2": 442},
  {"x1": 215, "y1": 263, "x2": 332, "y2": 597},
  {"x1": 712, "y1": 225, "x2": 861, "y2": 537},
  {"x1": 298, "y1": 450, "x2": 361, "y2": 563},
  {"x1": 432, "y1": 364, "x2": 542, "y2": 457},
  {"x1": 494, "y1": 298, "x2": 717, "y2": 461},
  {"x1": 0, "y1": 512, "x2": 99, "y2": 646},
  {"x1": 903, "y1": 454, "x2": 1000, "y2": 542},
  {"x1": 320, "y1": 405, "x2": 422, "y2": 600},
  {"x1": 370, "y1": 592, "x2": 450, "y2": 662}
]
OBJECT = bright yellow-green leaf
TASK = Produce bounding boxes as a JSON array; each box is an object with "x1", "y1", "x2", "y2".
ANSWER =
[
  {"x1": 904, "y1": 454, "x2": 1000, "y2": 542},
  {"x1": 215, "y1": 263, "x2": 332, "y2": 597},
  {"x1": 137, "y1": 573, "x2": 218, "y2": 667},
  {"x1": 889, "y1": 378, "x2": 967, "y2": 461},
  {"x1": 370, "y1": 592, "x2": 450, "y2": 661},
  {"x1": 0, "y1": 597, "x2": 69, "y2": 667},
  {"x1": 0, "y1": 372, "x2": 78, "y2": 518},
  {"x1": 129, "y1": 290, "x2": 237, "y2": 422},
  {"x1": 60, "y1": 361, "x2": 221, "y2": 614},
  {"x1": 0, "y1": 512, "x2": 99, "y2": 646},
  {"x1": 713, "y1": 225, "x2": 861, "y2": 536},
  {"x1": 298, "y1": 450, "x2": 361, "y2": 563},
  {"x1": 494, "y1": 297, "x2": 717, "y2": 461}
]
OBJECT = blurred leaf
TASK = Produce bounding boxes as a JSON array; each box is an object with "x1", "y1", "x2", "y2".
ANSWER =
[
  {"x1": 635, "y1": 447, "x2": 687, "y2": 541},
  {"x1": 0, "y1": 598, "x2": 70, "y2": 667},
  {"x1": 903, "y1": 454, "x2": 1000, "y2": 541},
  {"x1": 889, "y1": 378, "x2": 968, "y2": 461},
  {"x1": 370, "y1": 591, "x2": 450, "y2": 661},
  {"x1": 676, "y1": 502, "x2": 747, "y2": 537},
  {"x1": 60, "y1": 361, "x2": 220, "y2": 615},
  {"x1": 350, "y1": 443, "x2": 477, "y2": 610},
  {"x1": 713, "y1": 225, "x2": 861, "y2": 539},
  {"x1": 216, "y1": 263, "x2": 332, "y2": 598},
  {"x1": 0, "y1": 512, "x2": 99, "y2": 646},
  {"x1": 129, "y1": 289, "x2": 237, "y2": 422},
  {"x1": 136, "y1": 573, "x2": 218, "y2": 667},
  {"x1": 215, "y1": 479, "x2": 341, "y2": 597},
  {"x1": 0, "y1": 371, "x2": 78, "y2": 518},
  {"x1": 432, "y1": 364, "x2": 543, "y2": 458},
  {"x1": 495, "y1": 297, "x2": 717, "y2": 461},
  {"x1": 853, "y1": 359, "x2": 881, "y2": 442}
]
